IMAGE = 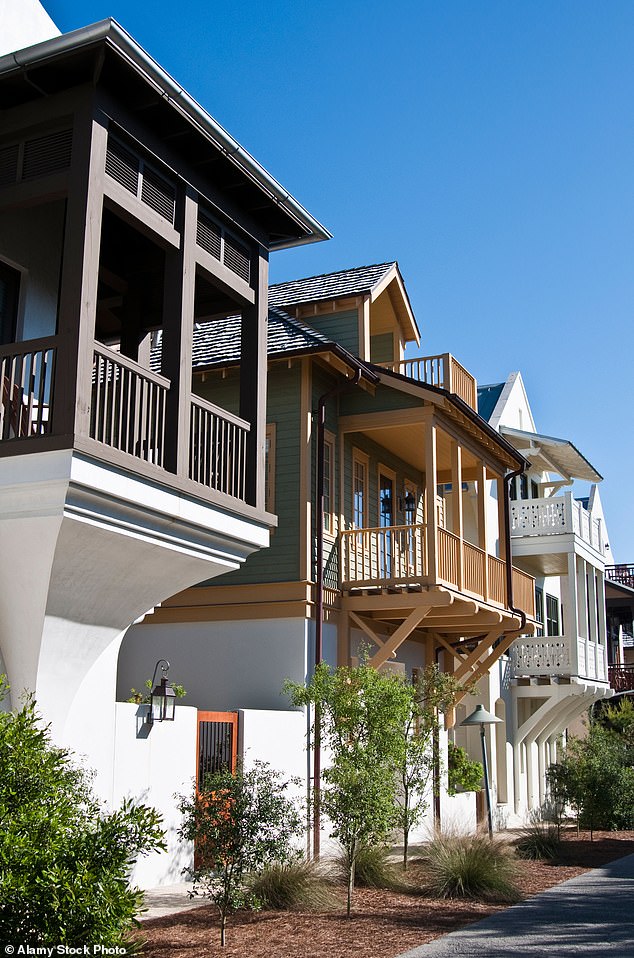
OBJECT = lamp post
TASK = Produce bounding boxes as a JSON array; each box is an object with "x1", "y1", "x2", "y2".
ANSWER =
[
  {"x1": 460, "y1": 704, "x2": 501, "y2": 837},
  {"x1": 148, "y1": 659, "x2": 177, "y2": 724}
]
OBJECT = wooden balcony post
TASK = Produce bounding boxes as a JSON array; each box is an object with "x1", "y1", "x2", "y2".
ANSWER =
[
  {"x1": 53, "y1": 99, "x2": 107, "y2": 440},
  {"x1": 424, "y1": 416, "x2": 438, "y2": 582},
  {"x1": 240, "y1": 247, "x2": 268, "y2": 510},
  {"x1": 477, "y1": 462, "x2": 489, "y2": 600},
  {"x1": 161, "y1": 187, "x2": 196, "y2": 478},
  {"x1": 451, "y1": 439, "x2": 463, "y2": 590},
  {"x1": 496, "y1": 474, "x2": 507, "y2": 604}
]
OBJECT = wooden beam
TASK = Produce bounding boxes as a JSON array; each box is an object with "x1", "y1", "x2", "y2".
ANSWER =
[
  {"x1": 341, "y1": 588, "x2": 454, "y2": 612},
  {"x1": 349, "y1": 611, "x2": 389, "y2": 651},
  {"x1": 369, "y1": 607, "x2": 433, "y2": 670},
  {"x1": 453, "y1": 630, "x2": 502, "y2": 681}
]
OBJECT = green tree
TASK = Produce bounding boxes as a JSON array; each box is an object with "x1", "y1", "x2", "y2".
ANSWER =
[
  {"x1": 396, "y1": 665, "x2": 464, "y2": 869},
  {"x1": 177, "y1": 761, "x2": 303, "y2": 946},
  {"x1": 447, "y1": 742, "x2": 483, "y2": 795},
  {"x1": 547, "y1": 701, "x2": 634, "y2": 836},
  {"x1": 0, "y1": 681, "x2": 165, "y2": 945},
  {"x1": 285, "y1": 660, "x2": 412, "y2": 915}
]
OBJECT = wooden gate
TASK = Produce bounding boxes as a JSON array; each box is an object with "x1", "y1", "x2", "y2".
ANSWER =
[{"x1": 196, "y1": 711, "x2": 238, "y2": 790}]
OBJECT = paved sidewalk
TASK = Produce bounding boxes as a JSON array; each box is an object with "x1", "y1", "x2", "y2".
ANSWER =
[
  {"x1": 140, "y1": 882, "x2": 207, "y2": 921},
  {"x1": 396, "y1": 852, "x2": 634, "y2": 957}
]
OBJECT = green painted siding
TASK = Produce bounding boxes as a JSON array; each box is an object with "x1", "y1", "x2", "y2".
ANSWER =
[
  {"x1": 340, "y1": 381, "x2": 422, "y2": 416},
  {"x1": 307, "y1": 309, "x2": 359, "y2": 357},
  {"x1": 311, "y1": 366, "x2": 341, "y2": 585},
  {"x1": 370, "y1": 333, "x2": 393, "y2": 364},
  {"x1": 195, "y1": 364, "x2": 303, "y2": 585}
]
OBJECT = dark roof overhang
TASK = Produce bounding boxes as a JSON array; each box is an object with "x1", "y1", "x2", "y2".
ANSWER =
[{"x1": 0, "y1": 19, "x2": 330, "y2": 250}]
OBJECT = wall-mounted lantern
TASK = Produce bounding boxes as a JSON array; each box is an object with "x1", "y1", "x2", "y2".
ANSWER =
[{"x1": 148, "y1": 659, "x2": 176, "y2": 724}]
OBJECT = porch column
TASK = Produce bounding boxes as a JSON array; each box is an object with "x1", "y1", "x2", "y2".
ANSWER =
[
  {"x1": 54, "y1": 99, "x2": 107, "y2": 440},
  {"x1": 566, "y1": 551, "x2": 580, "y2": 676},
  {"x1": 496, "y1": 474, "x2": 507, "y2": 604},
  {"x1": 424, "y1": 416, "x2": 438, "y2": 582},
  {"x1": 477, "y1": 462, "x2": 489, "y2": 600},
  {"x1": 597, "y1": 569, "x2": 608, "y2": 680},
  {"x1": 162, "y1": 186, "x2": 196, "y2": 478},
  {"x1": 451, "y1": 440, "x2": 463, "y2": 590},
  {"x1": 240, "y1": 247, "x2": 269, "y2": 510}
]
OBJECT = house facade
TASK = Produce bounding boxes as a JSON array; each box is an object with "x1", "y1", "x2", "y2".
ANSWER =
[
  {"x1": 0, "y1": 9, "x2": 328, "y2": 884},
  {"x1": 467, "y1": 371, "x2": 613, "y2": 821},
  {"x1": 120, "y1": 264, "x2": 537, "y2": 836}
]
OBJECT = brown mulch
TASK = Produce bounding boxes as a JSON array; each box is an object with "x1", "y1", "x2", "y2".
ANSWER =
[{"x1": 137, "y1": 830, "x2": 634, "y2": 958}]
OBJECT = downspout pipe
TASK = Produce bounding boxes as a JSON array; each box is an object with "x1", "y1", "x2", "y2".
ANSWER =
[
  {"x1": 502, "y1": 464, "x2": 528, "y2": 633},
  {"x1": 313, "y1": 366, "x2": 362, "y2": 858}
]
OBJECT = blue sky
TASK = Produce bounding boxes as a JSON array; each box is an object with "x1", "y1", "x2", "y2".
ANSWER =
[{"x1": 44, "y1": 0, "x2": 633, "y2": 560}]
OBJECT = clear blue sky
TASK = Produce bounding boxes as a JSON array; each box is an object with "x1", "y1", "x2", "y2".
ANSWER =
[{"x1": 44, "y1": 0, "x2": 633, "y2": 560}]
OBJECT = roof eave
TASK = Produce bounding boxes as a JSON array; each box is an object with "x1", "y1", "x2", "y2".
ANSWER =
[{"x1": 0, "y1": 19, "x2": 331, "y2": 250}]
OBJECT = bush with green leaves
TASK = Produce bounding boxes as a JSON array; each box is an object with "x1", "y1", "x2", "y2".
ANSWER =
[
  {"x1": 285, "y1": 660, "x2": 413, "y2": 915},
  {"x1": 547, "y1": 701, "x2": 634, "y2": 835},
  {"x1": 177, "y1": 761, "x2": 303, "y2": 946},
  {"x1": 0, "y1": 681, "x2": 165, "y2": 945},
  {"x1": 416, "y1": 832, "x2": 520, "y2": 901},
  {"x1": 447, "y1": 741, "x2": 483, "y2": 795}
]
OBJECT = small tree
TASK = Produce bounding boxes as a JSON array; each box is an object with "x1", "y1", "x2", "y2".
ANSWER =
[
  {"x1": 286, "y1": 660, "x2": 412, "y2": 915},
  {"x1": 396, "y1": 665, "x2": 464, "y2": 869},
  {"x1": 0, "y1": 680, "x2": 165, "y2": 945},
  {"x1": 447, "y1": 742, "x2": 483, "y2": 795},
  {"x1": 177, "y1": 761, "x2": 303, "y2": 946}
]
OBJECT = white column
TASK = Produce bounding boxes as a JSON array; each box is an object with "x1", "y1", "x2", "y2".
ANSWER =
[{"x1": 566, "y1": 551, "x2": 580, "y2": 675}]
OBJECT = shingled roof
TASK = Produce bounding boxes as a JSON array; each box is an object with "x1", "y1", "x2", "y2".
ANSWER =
[
  {"x1": 268, "y1": 263, "x2": 396, "y2": 308},
  {"x1": 151, "y1": 306, "x2": 347, "y2": 371}
]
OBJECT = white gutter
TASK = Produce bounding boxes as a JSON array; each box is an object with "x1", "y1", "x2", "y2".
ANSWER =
[{"x1": 0, "y1": 18, "x2": 332, "y2": 250}]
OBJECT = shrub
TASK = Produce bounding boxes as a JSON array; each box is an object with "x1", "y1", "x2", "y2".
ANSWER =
[
  {"x1": 178, "y1": 761, "x2": 303, "y2": 946},
  {"x1": 0, "y1": 682, "x2": 165, "y2": 945},
  {"x1": 246, "y1": 860, "x2": 339, "y2": 911},
  {"x1": 447, "y1": 742, "x2": 483, "y2": 795},
  {"x1": 335, "y1": 843, "x2": 410, "y2": 892},
  {"x1": 416, "y1": 832, "x2": 520, "y2": 902},
  {"x1": 514, "y1": 815, "x2": 562, "y2": 860}
]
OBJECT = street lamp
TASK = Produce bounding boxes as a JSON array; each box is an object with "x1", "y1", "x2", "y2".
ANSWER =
[
  {"x1": 148, "y1": 659, "x2": 177, "y2": 724},
  {"x1": 460, "y1": 704, "x2": 501, "y2": 837}
]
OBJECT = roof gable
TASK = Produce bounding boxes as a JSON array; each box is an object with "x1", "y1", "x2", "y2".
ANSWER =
[{"x1": 269, "y1": 263, "x2": 396, "y2": 307}]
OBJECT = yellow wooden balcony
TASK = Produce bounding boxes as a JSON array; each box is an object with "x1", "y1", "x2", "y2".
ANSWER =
[
  {"x1": 378, "y1": 353, "x2": 477, "y2": 410},
  {"x1": 340, "y1": 522, "x2": 535, "y2": 617}
]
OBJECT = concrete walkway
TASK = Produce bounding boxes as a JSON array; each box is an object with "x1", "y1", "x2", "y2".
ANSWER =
[
  {"x1": 140, "y1": 882, "x2": 208, "y2": 920},
  {"x1": 396, "y1": 853, "x2": 634, "y2": 957}
]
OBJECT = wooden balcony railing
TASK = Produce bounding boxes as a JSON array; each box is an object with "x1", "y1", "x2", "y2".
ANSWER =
[
  {"x1": 190, "y1": 395, "x2": 250, "y2": 500},
  {"x1": 609, "y1": 664, "x2": 634, "y2": 692},
  {"x1": 340, "y1": 523, "x2": 426, "y2": 588},
  {"x1": 340, "y1": 522, "x2": 536, "y2": 616},
  {"x1": 0, "y1": 337, "x2": 56, "y2": 440},
  {"x1": 606, "y1": 564, "x2": 634, "y2": 589},
  {"x1": 378, "y1": 353, "x2": 477, "y2": 410},
  {"x1": 91, "y1": 344, "x2": 169, "y2": 467}
]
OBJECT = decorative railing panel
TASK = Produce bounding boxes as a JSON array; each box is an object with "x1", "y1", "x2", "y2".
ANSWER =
[
  {"x1": 378, "y1": 352, "x2": 477, "y2": 410},
  {"x1": 190, "y1": 395, "x2": 250, "y2": 501},
  {"x1": 509, "y1": 638, "x2": 571, "y2": 676},
  {"x1": 0, "y1": 338, "x2": 56, "y2": 441},
  {"x1": 606, "y1": 564, "x2": 634, "y2": 589},
  {"x1": 511, "y1": 493, "x2": 604, "y2": 554},
  {"x1": 91, "y1": 344, "x2": 168, "y2": 466},
  {"x1": 340, "y1": 523, "x2": 426, "y2": 588},
  {"x1": 512, "y1": 566, "x2": 536, "y2": 618}
]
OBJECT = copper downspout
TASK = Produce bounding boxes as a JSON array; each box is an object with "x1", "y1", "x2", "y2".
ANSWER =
[
  {"x1": 502, "y1": 464, "x2": 528, "y2": 632},
  {"x1": 313, "y1": 368, "x2": 362, "y2": 858}
]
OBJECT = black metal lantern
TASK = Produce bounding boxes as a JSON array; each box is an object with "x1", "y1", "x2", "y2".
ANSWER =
[
  {"x1": 148, "y1": 659, "x2": 176, "y2": 723},
  {"x1": 403, "y1": 490, "x2": 416, "y2": 523}
]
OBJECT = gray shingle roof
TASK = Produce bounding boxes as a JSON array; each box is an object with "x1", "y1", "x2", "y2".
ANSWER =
[
  {"x1": 151, "y1": 306, "x2": 337, "y2": 371},
  {"x1": 268, "y1": 263, "x2": 396, "y2": 307}
]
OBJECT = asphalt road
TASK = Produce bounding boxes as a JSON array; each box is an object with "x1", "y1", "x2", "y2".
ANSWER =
[{"x1": 396, "y1": 853, "x2": 634, "y2": 957}]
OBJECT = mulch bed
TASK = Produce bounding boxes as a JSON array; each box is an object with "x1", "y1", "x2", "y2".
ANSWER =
[{"x1": 137, "y1": 830, "x2": 634, "y2": 958}]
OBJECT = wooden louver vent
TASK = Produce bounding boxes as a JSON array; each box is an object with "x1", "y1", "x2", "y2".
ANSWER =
[
  {"x1": 0, "y1": 130, "x2": 72, "y2": 188},
  {"x1": 22, "y1": 130, "x2": 73, "y2": 180},
  {"x1": 196, "y1": 209, "x2": 251, "y2": 285},
  {"x1": 105, "y1": 133, "x2": 176, "y2": 225}
]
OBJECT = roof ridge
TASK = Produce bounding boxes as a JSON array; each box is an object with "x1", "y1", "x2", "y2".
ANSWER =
[{"x1": 269, "y1": 261, "x2": 396, "y2": 289}]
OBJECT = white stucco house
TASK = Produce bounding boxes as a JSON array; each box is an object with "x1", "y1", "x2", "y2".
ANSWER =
[{"x1": 0, "y1": 0, "x2": 328, "y2": 886}]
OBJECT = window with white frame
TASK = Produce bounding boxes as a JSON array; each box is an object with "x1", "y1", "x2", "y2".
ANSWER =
[{"x1": 352, "y1": 451, "x2": 368, "y2": 529}]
